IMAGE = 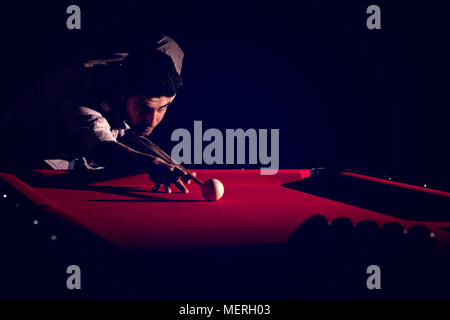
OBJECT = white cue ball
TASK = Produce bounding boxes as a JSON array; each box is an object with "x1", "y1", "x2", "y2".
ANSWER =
[{"x1": 201, "y1": 179, "x2": 225, "y2": 201}]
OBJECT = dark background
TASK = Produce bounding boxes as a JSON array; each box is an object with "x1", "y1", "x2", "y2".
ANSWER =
[{"x1": 1, "y1": 1, "x2": 449, "y2": 189}]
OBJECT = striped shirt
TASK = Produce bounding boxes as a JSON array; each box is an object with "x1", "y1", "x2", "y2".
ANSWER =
[{"x1": 0, "y1": 35, "x2": 183, "y2": 170}]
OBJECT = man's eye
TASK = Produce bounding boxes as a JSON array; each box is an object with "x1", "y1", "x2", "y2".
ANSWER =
[
  {"x1": 158, "y1": 106, "x2": 167, "y2": 111},
  {"x1": 136, "y1": 104, "x2": 147, "y2": 112}
]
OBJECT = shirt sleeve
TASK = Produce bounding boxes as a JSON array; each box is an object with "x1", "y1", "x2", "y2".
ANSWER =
[{"x1": 62, "y1": 105, "x2": 116, "y2": 155}]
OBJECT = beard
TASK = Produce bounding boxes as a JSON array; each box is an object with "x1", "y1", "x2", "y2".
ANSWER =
[{"x1": 135, "y1": 126, "x2": 153, "y2": 137}]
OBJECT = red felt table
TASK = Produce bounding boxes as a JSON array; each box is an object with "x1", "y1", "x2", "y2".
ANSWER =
[{"x1": 2, "y1": 169, "x2": 450, "y2": 253}]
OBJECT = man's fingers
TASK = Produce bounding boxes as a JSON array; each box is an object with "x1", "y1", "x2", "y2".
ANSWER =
[
  {"x1": 182, "y1": 172, "x2": 190, "y2": 184},
  {"x1": 175, "y1": 179, "x2": 189, "y2": 194},
  {"x1": 150, "y1": 162, "x2": 194, "y2": 194},
  {"x1": 164, "y1": 185, "x2": 172, "y2": 193},
  {"x1": 184, "y1": 171, "x2": 196, "y2": 185}
]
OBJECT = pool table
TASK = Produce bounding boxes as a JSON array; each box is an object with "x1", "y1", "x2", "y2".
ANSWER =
[{"x1": 1, "y1": 168, "x2": 450, "y2": 298}]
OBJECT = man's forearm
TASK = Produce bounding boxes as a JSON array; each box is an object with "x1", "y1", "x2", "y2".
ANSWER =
[{"x1": 88, "y1": 140, "x2": 157, "y2": 173}]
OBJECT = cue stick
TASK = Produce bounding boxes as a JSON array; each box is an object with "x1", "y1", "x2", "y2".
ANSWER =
[{"x1": 136, "y1": 135, "x2": 203, "y2": 186}]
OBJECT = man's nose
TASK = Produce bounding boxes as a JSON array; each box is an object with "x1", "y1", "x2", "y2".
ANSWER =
[{"x1": 144, "y1": 110, "x2": 158, "y2": 127}]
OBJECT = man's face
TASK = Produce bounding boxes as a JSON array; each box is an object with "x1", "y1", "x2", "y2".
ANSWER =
[{"x1": 125, "y1": 94, "x2": 173, "y2": 136}]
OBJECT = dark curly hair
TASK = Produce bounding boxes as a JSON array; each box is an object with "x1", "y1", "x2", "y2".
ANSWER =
[{"x1": 120, "y1": 50, "x2": 182, "y2": 98}]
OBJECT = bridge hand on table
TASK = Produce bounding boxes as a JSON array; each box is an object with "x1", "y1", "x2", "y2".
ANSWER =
[{"x1": 148, "y1": 157, "x2": 196, "y2": 194}]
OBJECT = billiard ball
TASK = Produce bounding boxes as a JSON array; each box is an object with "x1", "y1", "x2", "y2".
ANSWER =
[
  {"x1": 354, "y1": 219, "x2": 379, "y2": 257},
  {"x1": 380, "y1": 222, "x2": 406, "y2": 243},
  {"x1": 405, "y1": 225, "x2": 435, "y2": 253},
  {"x1": 288, "y1": 215, "x2": 330, "y2": 253},
  {"x1": 330, "y1": 217, "x2": 354, "y2": 256},
  {"x1": 380, "y1": 222, "x2": 407, "y2": 257},
  {"x1": 201, "y1": 178, "x2": 224, "y2": 201}
]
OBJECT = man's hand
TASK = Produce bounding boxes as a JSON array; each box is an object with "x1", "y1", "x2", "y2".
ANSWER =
[
  {"x1": 88, "y1": 140, "x2": 196, "y2": 193},
  {"x1": 148, "y1": 157, "x2": 195, "y2": 193}
]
